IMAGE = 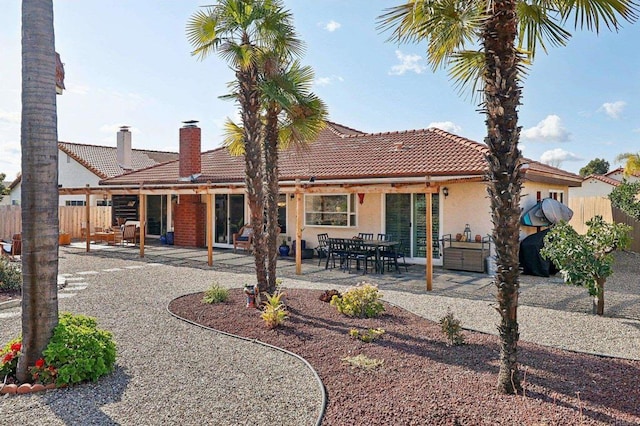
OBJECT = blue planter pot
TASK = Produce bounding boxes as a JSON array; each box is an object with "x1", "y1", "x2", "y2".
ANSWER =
[
  {"x1": 279, "y1": 245, "x2": 290, "y2": 257},
  {"x1": 166, "y1": 231, "x2": 174, "y2": 245},
  {"x1": 160, "y1": 235, "x2": 167, "y2": 244}
]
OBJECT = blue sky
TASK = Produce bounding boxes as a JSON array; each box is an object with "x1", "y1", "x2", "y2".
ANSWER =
[{"x1": 0, "y1": 0, "x2": 638, "y2": 181}]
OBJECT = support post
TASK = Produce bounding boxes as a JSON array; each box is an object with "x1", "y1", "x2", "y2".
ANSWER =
[
  {"x1": 85, "y1": 185, "x2": 90, "y2": 252},
  {"x1": 206, "y1": 193, "x2": 213, "y2": 266},
  {"x1": 139, "y1": 193, "x2": 146, "y2": 258},
  {"x1": 426, "y1": 191, "x2": 433, "y2": 291},
  {"x1": 295, "y1": 180, "x2": 302, "y2": 275}
]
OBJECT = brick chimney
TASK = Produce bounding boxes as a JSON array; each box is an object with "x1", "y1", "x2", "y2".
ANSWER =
[
  {"x1": 179, "y1": 120, "x2": 201, "y2": 178},
  {"x1": 117, "y1": 126, "x2": 132, "y2": 170}
]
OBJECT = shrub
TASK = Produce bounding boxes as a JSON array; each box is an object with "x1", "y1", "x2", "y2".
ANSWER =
[
  {"x1": 0, "y1": 257, "x2": 21, "y2": 292},
  {"x1": 342, "y1": 354, "x2": 384, "y2": 370},
  {"x1": 330, "y1": 283, "x2": 384, "y2": 318},
  {"x1": 439, "y1": 310, "x2": 465, "y2": 346},
  {"x1": 261, "y1": 292, "x2": 288, "y2": 329},
  {"x1": 349, "y1": 327, "x2": 385, "y2": 343},
  {"x1": 43, "y1": 312, "x2": 117, "y2": 385},
  {"x1": 0, "y1": 338, "x2": 22, "y2": 381},
  {"x1": 202, "y1": 282, "x2": 229, "y2": 304}
]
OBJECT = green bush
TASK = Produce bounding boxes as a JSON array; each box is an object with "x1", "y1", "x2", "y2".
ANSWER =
[
  {"x1": 0, "y1": 257, "x2": 21, "y2": 292},
  {"x1": 439, "y1": 310, "x2": 465, "y2": 346},
  {"x1": 330, "y1": 283, "x2": 384, "y2": 318},
  {"x1": 261, "y1": 291, "x2": 288, "y2": 329},
  {"x1": 43, "y1": 312, "x2": 117, "y2": 386},
  {"x1": 202, "y1": 282, "x2": 230, "y2": 304}
]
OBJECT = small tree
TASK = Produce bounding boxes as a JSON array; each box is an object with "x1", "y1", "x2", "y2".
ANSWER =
[
  {"x1": 541, "y1": 216, "x2": 631, "y2": 316},
  {"x1": 579, "y1": 158, "x2": 610, "y2": 177}
]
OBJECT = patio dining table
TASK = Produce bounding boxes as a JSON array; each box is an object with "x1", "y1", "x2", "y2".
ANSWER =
[{"x1": 325, "y1": 237, "x2": 400, "y2": 274}]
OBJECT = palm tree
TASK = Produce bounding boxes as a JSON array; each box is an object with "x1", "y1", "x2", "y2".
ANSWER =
[
  {"x1": 187, "y1": 0, "x2": 289, "y2": 291},
  {"x1": 17, "y1": 0, "x2": 60, "y2": 382},
  {"x1": 261, "y1": 60, "x2": 327, "y2": 292},
  {"x1": 615, "y1": 152, "x2": 640, "y2": 177},
  {"x1": 379, "y1": 0, "x2": 637, "y2": 394},
  {"x1": 220, "y1": 61, "x2": 328, "y2": 293}
]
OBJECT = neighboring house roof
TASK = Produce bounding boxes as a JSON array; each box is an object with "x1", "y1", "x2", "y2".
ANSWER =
[
  {"x1": 101, "y1": 122, "x2": 581, "y2": 187},
  {"x1": 583, "y1": 174, "x2": 621, "y2": 187},
  {"x1": 7, "y1": 174, "x2": 21, "y2": 191},
  {"x1": 58, "y1": 142, "x2": 178, "y2": 179}
]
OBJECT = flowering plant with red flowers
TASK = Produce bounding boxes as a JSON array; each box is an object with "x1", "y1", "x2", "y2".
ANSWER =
[
  {"x1": 29, "y1": 358, "x2": 58, "y2": 385},
  {"x1": 0, "y1": 337, "x2": 22, "y2": 382}
]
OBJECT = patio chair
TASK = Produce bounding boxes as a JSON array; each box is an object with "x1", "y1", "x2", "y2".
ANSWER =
[
  {"x1": 122, "y1": 224, "x2": 138, "y2": 246},
  {"x1": 233, "y1": 225, "x2": 253, "y2": 253},
  {"x1": 316, "y1": 233, "x2": 329, "y2": 266},
  {"x1": 358, "y1": 233, "x2": 374, "y2": 240},
  {"x1": 383, "y1": 240, "x2": 408, "y2": 272},
  {"x1": 1, "y1": 234, "x2": 22, "y2": 261},
  {"x1": 346, "y1": 239, "x2": 375, "y2": 274}
]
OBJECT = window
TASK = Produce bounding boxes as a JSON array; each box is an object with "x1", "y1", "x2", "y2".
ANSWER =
[
  {"x1": 97, "y1": 200, "x2": 112, "y2": 207},
  {"x1": 548, "y1": 190, "x2": 563, "y2": 203},
  {"x1": 305, "y1": 194, "x2": 356, "y2": 227},
  {"x1": 65, "y1": 200, "x2": 86, "y2": 206}
]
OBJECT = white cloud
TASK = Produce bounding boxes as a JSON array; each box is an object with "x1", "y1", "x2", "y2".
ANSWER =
[
  {"x1": 540, "y1": 148, "x2": 582, "y2": 167},
  {"x1": 388, "y1": 51, "x2": 426, "y2": 76},
  {"x1": 314, "y1": 75, "x2": 343, "y2": 87},
  {"x1": 521, "y1": 115, "x2": 570, "y2": 143},
  {"x1": 599, "y1": 101, "x2": 626, "y2": 119},
  {"x1": 323, "y1": 20, "x2": 341, "y2": 32},
  {"x1": 428, "y1": 121, "x2": 462, "y2": 134}
]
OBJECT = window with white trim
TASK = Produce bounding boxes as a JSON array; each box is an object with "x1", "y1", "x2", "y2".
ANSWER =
[{"x1": 305, "y1": 194, "x2": 356, "y2": 227}]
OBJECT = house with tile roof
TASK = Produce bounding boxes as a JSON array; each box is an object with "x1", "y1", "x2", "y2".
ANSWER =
[
  {"x1": 6, "y1": 127, "x2": 178, "y2": 207},
  {"x1": 82, "y1": 121, "x2": 580, "y2": 268},
  {"x1": 569, "y1": 168, "x2": 639, "y2": 198}
]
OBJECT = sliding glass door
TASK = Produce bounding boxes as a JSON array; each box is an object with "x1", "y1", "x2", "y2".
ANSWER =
[
  {"x1": 214, "y1": 194, "x2": 245, "y2": 245},
  {"x1": 385, "y1": 193, "x2": 440, "y2": 260}
]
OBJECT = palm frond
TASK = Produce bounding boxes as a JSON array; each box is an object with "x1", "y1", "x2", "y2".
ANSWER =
[
  {"x1": 517, "y1": 1, "x2": 572, "y2": 59},
  {"x1": 556, "y1": 0, "x2": 639, "y2": 32},
  {"x1": 222, "y1": 119, "x2": 246, "y2": 156}
]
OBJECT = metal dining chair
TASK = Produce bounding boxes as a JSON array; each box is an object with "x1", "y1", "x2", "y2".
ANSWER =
[
  {"x1": 316, "y1": 233, "x2": 329, "y2": 266},
  {"x1": 358, "y1": 233, "x2": 374, "y2": 240}
]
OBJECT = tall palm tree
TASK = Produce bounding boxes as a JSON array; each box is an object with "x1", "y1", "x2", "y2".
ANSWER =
[
  {"x1": 220, "y1": 61, "x2": 328, "y2": 293},
  {"x1": 379, "y1": 0, "x2": 637, "y2": 394},
  {"x1": 17, "y1": 0, "x2": 60, "y2": 382},
  {"x1": 261, "y1": 60, "x2": 327, "y2": 292},
  {"x1": 615, "y1": 152, "x2": 640, "y2": 177},
  {"x1": 187, "y1": 0, "x2": 293, "y2": 291}
]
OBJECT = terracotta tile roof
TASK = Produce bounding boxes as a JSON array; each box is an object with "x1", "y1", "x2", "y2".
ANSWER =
[
  {"x1": 584, "y1": 174, "x2": 621, "y2": 187},
  {"x1": 58, "y1": 142, "x2": 178, "y2": 179},
  {"x1": 101, "y1": 121, "x2": 581, "y2": 186}
]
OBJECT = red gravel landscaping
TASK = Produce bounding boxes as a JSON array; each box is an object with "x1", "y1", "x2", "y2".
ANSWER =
[{"x1": 168, "y1": 288, "x2": 640, "y2": 426}]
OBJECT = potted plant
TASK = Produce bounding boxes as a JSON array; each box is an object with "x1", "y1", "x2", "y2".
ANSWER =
[{"x1": 279, "y1": 238, "x2": 290, "y2": 257}]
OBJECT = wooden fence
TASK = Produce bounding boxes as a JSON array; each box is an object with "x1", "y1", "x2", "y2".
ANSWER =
[
  {"x1": 612, "y1": 206, "x2": 640, "y2": 253},
  {"x1": 0, "y1": 206, "x2": 112, "y2": 240},
  {"x1": 568, "y1": 196, "x2": 613, "y2": 235}
]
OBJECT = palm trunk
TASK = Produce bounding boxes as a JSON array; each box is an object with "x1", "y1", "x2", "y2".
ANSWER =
[
  {"x1": 263, "y1": 105, "x2": 280, "y2": 294},
  {"x1": 17, "y1": 0, "x2": 60, "y2": 382},
  {"x1": 238, "y1": 35, "x2": 267, "y2": 293},
  {"x1": 482, "y1": 0, "x2": 523, "y2": 394}
]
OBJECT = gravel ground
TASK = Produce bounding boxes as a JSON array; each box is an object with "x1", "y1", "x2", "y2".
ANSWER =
[
  {"x1": 0, "y1": 253, "x2": 322, "y2": 426},
  {"x1": 1, "y1": 248, "x2": 639, "y2": 425}
]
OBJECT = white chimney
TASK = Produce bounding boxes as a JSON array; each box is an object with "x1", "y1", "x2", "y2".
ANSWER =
[{"x1": 117, "y1": 126, "x2": 132, "y2": 170}]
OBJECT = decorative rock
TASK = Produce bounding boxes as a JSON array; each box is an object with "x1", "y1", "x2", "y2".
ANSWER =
[
  {"x1": 17, "y1": 383, "x2": 32, "y2": 394},
  {"x1": 1, "y1": 383, "x2": 18, "y2": 394},
  {"x1": 31, "y1": 384, "x2": 45, "y2": 392},
  {"x1": 45, "y1": 383, "x2": 57, "y2": 390}
]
